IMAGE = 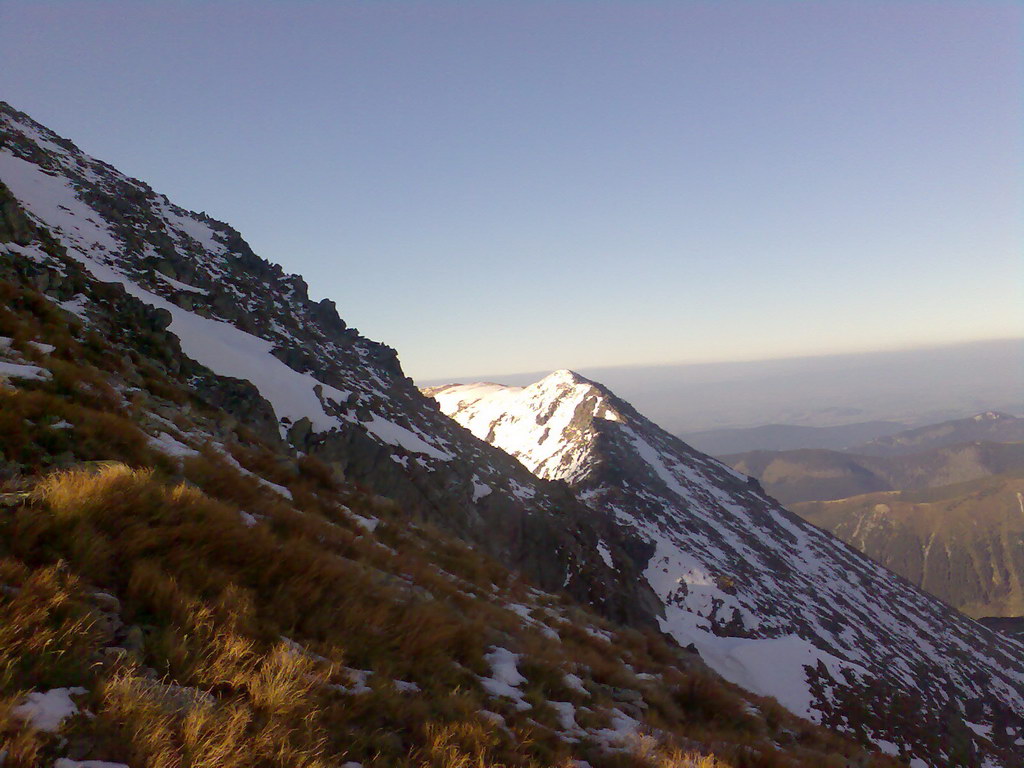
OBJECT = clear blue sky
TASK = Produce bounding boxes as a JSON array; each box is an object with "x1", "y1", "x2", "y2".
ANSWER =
[{"x1": 2, "y1": 1, "x2": 1020, "y2": 381}]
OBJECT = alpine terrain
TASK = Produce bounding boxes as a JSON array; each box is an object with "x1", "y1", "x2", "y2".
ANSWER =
[
  {"x1": 718, "y1": 414, "x2": 1024, "y2": 617},
  {"x1": 428, "y1": 375, "x2": 1024, "y2": 767},
  {"x1": 0, "y1": 100, "x2": 1021, "y2": 767}
]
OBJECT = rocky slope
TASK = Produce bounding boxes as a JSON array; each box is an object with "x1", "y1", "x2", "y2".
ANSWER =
[
  {"x1": 794, "y1": 473, "x2": 1024, "y2": 618},
  {"x1": 2, "y1": 100, "x2": 1024, "y2": 766},
  {"x1": 429, "y1": 374, "x2": 1024, "y2": 766},
  {"x1": 724, "y1": 439, "x2": 1024, "y2": 505}
]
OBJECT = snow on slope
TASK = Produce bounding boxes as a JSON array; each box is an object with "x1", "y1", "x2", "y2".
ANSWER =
[
  {"x1": 430, "y1": 371, "x2": 1024, "y2": 766},
  {"x1": 0, "y1": 110, "x2": 452, "y2": 460}
]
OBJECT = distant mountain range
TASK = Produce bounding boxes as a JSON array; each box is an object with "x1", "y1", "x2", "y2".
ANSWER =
[
  {"x1": 682, "y1": 419, "x2": 906, "y2": 455},
  {"x1": 683, "y1": 411, "x2": 1024, "y2": 458},
  {"x1": 794, "y1": 473, "x2": 1024, "y2": 619},
  {"x1": 725, "y1": 438, "x2": 1024, "y2": 505},
  {"x1": 853, "y1": 411, "x2": 1024, "y2": 457},
  {"x1": 717, "y1": 413, "x2": 1024, "y2": 619}
]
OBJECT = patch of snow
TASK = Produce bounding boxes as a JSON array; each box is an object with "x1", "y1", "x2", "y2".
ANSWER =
[
  {"x1": 549, "y1": 700, "x2": 584, "y2": 741},
  {"x1": 0, "y1": 361, "x2": 50, "y2": 381},
  {"x1": 353, "y1": 515, "x2": 380, "y2": 533},
  {"x1": 26, "y1": 340, "x2": 55, "y2": 354},
  {"x1": 238, "y1": 510, "x2": 258, "y2": 527},
  {"x1": 13, "y1": 687, "x2": 87, "y2": 732},
  {"x1": 478, "y1": 710, "x2": 505, "y2": 725},
  {"x1": 563, "y1": 672, "x2": 589, "y2": 696},
  {"x1": 147, "y1": 432, "x2": 196, "y2": 459},
  {"x1": 471, "y1": 476, "x2": 492, "y2": 501},
  {"x1": 875, "y1": 739, "x2": 900, "y2": 756},
  {"x1": 596, "y1": 540, "x2": 613, "y2": 568},
  {"x1": 58, "y1": 295, "x2": 90, "y2": 319},
  {"x1": 480, "y1": 647, "x2": 530, "y2": 711},
  {"x1": 363, "y1": 413, "x2": 454, "y2": 461},
  {"x1": 966, "y1": 721, "x2": 992, "y2": 739},
  {"x1": 589, "y1": 707, "x2": 641, "y2": 750},
  {"x1": 154, "y1": 271, "x2": 208, "y2": 295},
  {"x1": 213, "y1": 447, "x2": 293, "y2": 500},
  {"x1": 334, "y1": 668, "x2": 372, "y2": 695}
]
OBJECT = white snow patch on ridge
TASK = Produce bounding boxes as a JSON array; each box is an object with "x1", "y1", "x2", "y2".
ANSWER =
[
  {"x1": 429, "y1": 370, "x2": 613, "y2": 482},
  {"x1": 0, "y1": 361, "x2": 50, "y2": 381}
]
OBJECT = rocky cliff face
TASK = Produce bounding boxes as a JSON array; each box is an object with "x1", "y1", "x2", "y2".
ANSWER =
[
  {"x1": 4, "y1": 100, "x2": 1024, "y2": 766},
  {"x1": 429, "y1": 372, "x2": 1024, "y2": 766}
]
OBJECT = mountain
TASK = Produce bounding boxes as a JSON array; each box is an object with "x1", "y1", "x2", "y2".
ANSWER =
[
  {"x1": 429, "y1": 373, "x2": 1024, "y2": 765},
  {"x1": 4, "y1": 100, "x2": 1024, "y2": 766},
  {"x1": 723, "y1": 440, "x2": 1024, "y2": 505},
  {"x1": 793, "y1": 474, "x2": 1024, "y2": 618},
  {"x1": 851, "y1": 412, "x2": 1024, "y2": 457},
  {"x1": 681, "y1": 421, "x2": 906, "y2": 456}
]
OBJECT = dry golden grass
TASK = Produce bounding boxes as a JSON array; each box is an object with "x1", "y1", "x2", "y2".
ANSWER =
[{"x1": 0, "y1": 561, "x2": 100, "y2": 692}]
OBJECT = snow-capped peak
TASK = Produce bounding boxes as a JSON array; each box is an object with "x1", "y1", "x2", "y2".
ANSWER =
[{"x1": 426, "y1": 371, "x2": 622, "y2": 482}]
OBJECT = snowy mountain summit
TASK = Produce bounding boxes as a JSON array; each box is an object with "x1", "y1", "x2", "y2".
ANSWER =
[
  {"x1": 430, "y1": 371, "x2": 1024, "y2": 765},
  {"x1": 426, "y1": 370, "x2": 624, "y2": 481}
]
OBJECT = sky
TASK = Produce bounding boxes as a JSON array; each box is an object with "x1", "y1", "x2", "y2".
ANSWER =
[{"x1": 1, "y1": 1, "x2": 1021, "y2": 381}]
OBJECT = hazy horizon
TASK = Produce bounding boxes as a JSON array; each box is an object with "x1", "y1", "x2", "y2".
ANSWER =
[{"x1": 421, "y1": 338, "x2": 1024, "y2": 433}]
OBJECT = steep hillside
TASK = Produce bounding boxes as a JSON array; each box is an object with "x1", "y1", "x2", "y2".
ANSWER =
[
  {"x1": 851, "y1": 412, "x2": 1024, "y2": 457},
  {"x1": 724, "y1": 440, "x2": 1024, "y2": 505},
  {"x1": 429, "y1": 374, "x2": 1024, "y2": 767},
  {"x1": 3, "y1": 100, "x2": 1024, "y2": 766},
  {"x1": 793, "y1": 474, "x2": 1024, "y2": 618}
]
